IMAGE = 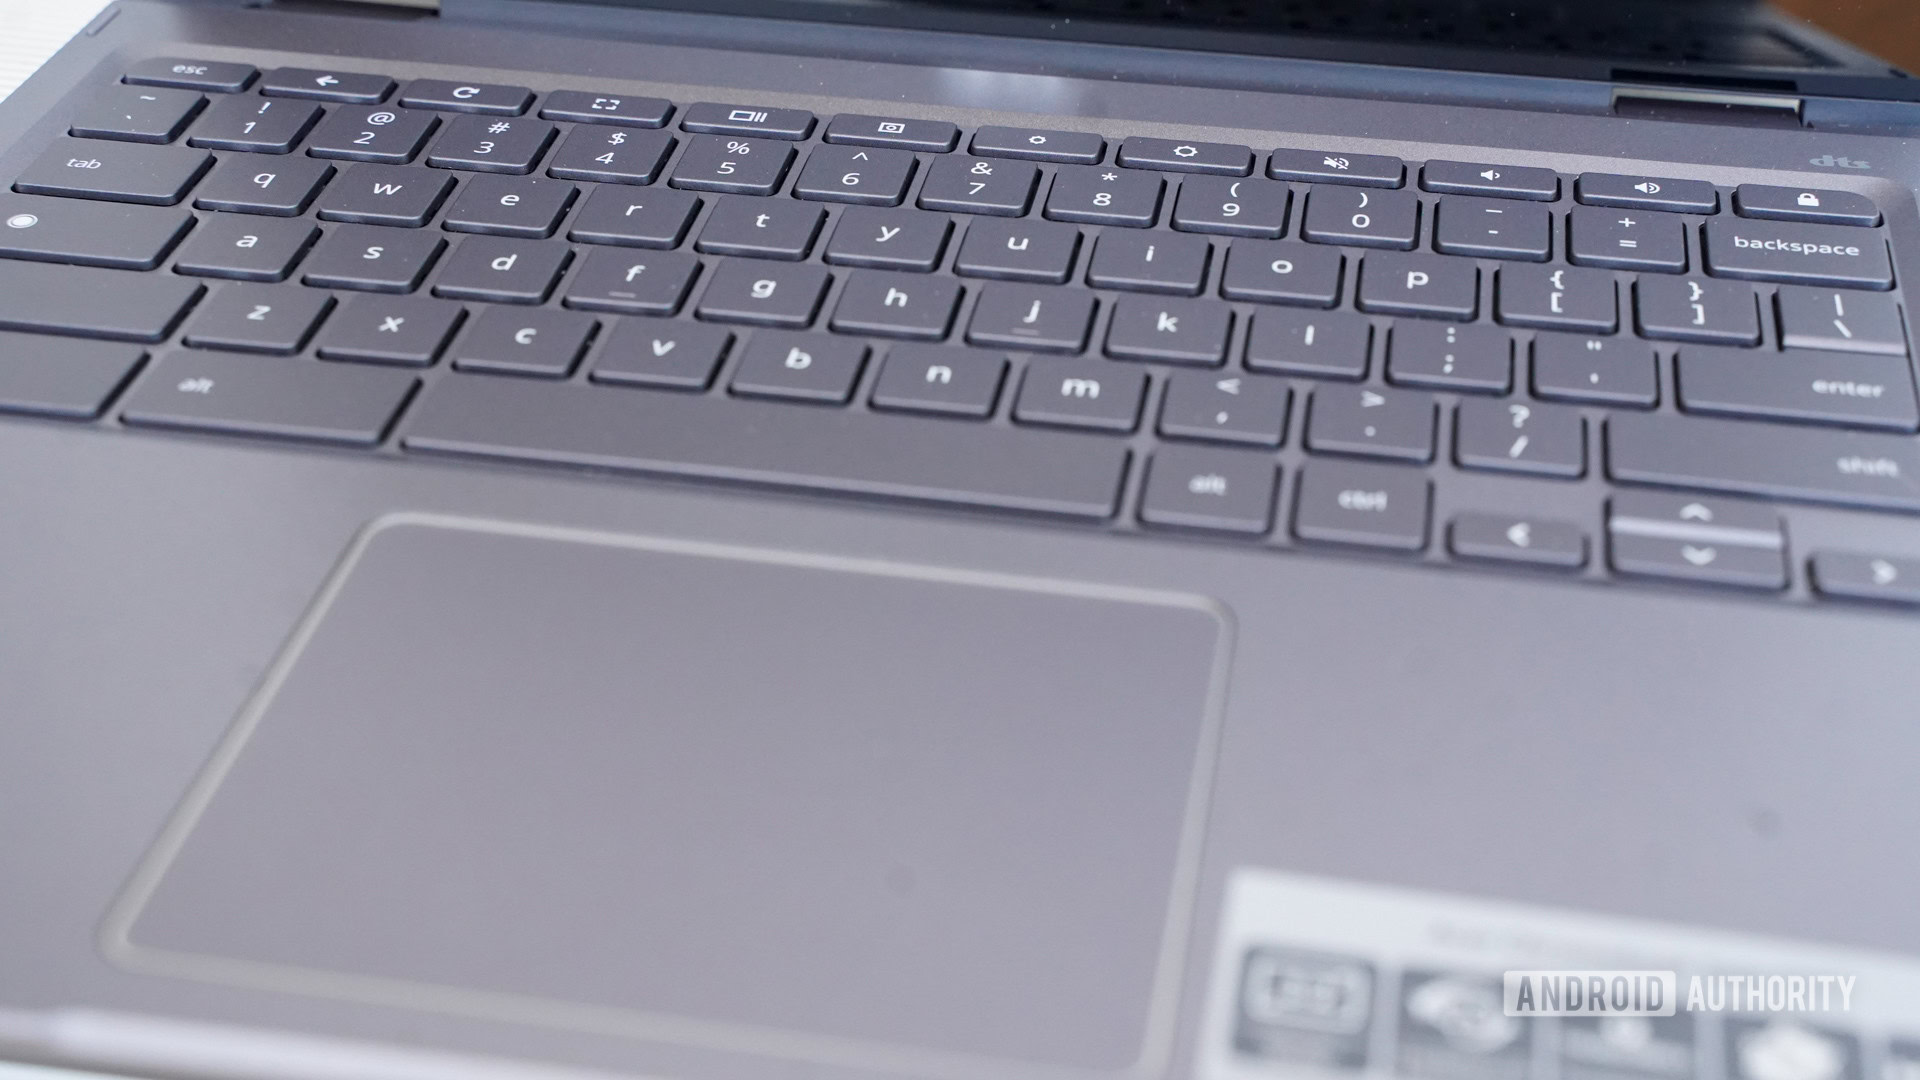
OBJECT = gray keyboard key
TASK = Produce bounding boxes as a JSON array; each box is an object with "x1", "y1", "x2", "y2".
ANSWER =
[
  {"x1": 970, "y1": 126, "x2": 1103, "y2": 164},
  {"x1": 869, "y1": 345, "x2": 1006, "y2": 418},
  {"x1": 1733, "y1": 184, "x2": 1879, "y2": 227},
  {"x1": 306, "y1": 105, "x2": 438, "y2": 163},
  {"x1": 1301, "y1": 186, "x2": 1417, "y2": 249},
  {"x1": 432, "y1": 237, "x2": 570, "y2": 303},
  {"x1": 450, "y1": 306, "x2": 596, "y2": 377},
  {"x1": 589, "y1": 320, "x2": 732, "y2": 390},
  {"x1": 1776, "y1": 286, "x2": 1908, "y2": 355},
  {"x1": 1085, "y1": 231, "x2": 1210, "y2": 294},
  {"x1": 314, "y1": 163, "x2": 454, "y2": 226},
  {"x1": 1531, "y1": 333, "x2": 1658, "y2": 407},
  {"x1": 182, "y1": 283, "x2": 333, "y2": 354},
  {"x1": 1357, "y1": 252, "x2": 1477, "y2": 319},
  {"x1": 544, "y1": 126, "x2": 675, "y2": 184},
  {"x1": 1244, "y1": 309, "x2": 1370, "y2": 380},
  {"x1": 823, "y1": 207, "x2": 952, "y2": 271},
  {"x1": 300, "y1": 225, "x2": 446, "y2": 293},
  {"x1": 1606, "y1": 492, "x2": 1785, "y2": 590},
  {"x1": 0, "y1": 334, "x2": 144, "y2": 419},
  {"x1": 122, "y1": 350, "x2": 414, "y2": 443},
  {"x1": 426, "y1": 115, "x2": 556, "y2": 174},
  {"x1": 70, "y1": 85, "x2": 204, "y2": 143},
  {"x1": 1012, "y1": 358, "x2": 1145, "y2": 432},
  {"x1": 1139, "y1": 447, "x2": 1276, "y2": 534},
  {"x1": 540, "y1": 91, "x2": 673, "y2": 127},
  {"x1": 1495, "y1": 265, "x2": 1616, "y2": 332},
  {"x1": 171, "y1": 215, "x2": 318, "y2": 281},
  {"x1": 1306, "y1": 385, "x2": 1435, "y2": 462},
  {"x1": 1387, "y1": 322, "x2": 1510, "y2": 393},
  {"x1": 0, "y1": 261, "x2": 201, "y2": 340},
  {"x1": 730, "y1": 332, "x2": 868, "y2": 403},
  {"x1": 695, "y1": 259, "x2": 831, "y2": 327},
  {"x1": 187, "y1": 94, "x2": 319, "y2": 153},
  {"x1": 1171, "y1": 176, "x2": 1289, "y2": 238},
  {"x1": 1044, "y1": 165, "x2": 1163, "y2": 227},
  {"x1": 1676, "y1": 345, "x2": 1919, "y2": 432},
  {"x1": 1568, "y1": 206, "x2": 1686, "y2": 272},
  {"x1": 966, "y1": 284, "x2": 1095, "y2": 352},
  {"x1": 442, "y1": 174, "x2": 577, "y2": 237},
  {"x1": 1158, "y1": 370, "x2": 1289, "y2": 447},
  {"x1": 954, "y1": 218, "x2": 1081, "y2": 283},
  {"x1": 125, "y1": 58, "x2": 258, "y2": 93},
  {"x1": 669, "y1": 134, "x2": 795, "y2": 195},
  {"x1": 1220, "y1": 240, "x2": 1342, "y2": 306},
  {"x1": 681, "y1": 103, "x2": 814, "y2": 140},
  {"x1": 0, "y1": 191, "x2": 192, "y2": 269},
  {"x1": 792, "y1": 144, "x2": 917, "y2": 206},
  {"x1": 1454, "y1": 398, "x2": 1584, "y2": 478},
  {"x1": 562, "y1": 248, "x2": 700, "y2": 315},
  {"x1": 829, "y1": 270, "x2": 962, "y2": 339},
  {"x1": 1433, "y1": 196, "x2": 1550, "y2": 260},
  {"x1": 1105, "y1": 296, "x2": 1231, "y2": 365},
  {"x1": 695, "y1": 196, "x2": 826, "y2": 259},
  {"x1": 825, "y1": 115, "x2": 958, "y2": 152},
  {"x1": 1575, "y1": 173, "x2": 1717, "y2": 214},
  {"x1": 917, "y1": 155, "x2": 1038, "y2": 217},
  {"x1": 261, "y1": 67, "x2": 394, "y2": 104},
  {"x1": 1633, "y1": 275, "x2": 1759, "y2": 345},
  {"x1": 15, "y1": 137, "x2": 210, "y2": 205},
  {"x1": 314, "y1": 294, "x2": 466, "y2": 366},
  {"x1": 1606, "y1": 412, "x2": 1920, "y2": 512},
  {"x1": 566, "y1": 186, "x2": 700, "y2": 248},
  {"x1": 1449, "y1": 513, "x2": 1587, "y2": 569},
  {"x1": 1291, "y1": 459, "x2": 1430, "y2": 551},
  {"x1": 403, "y1": 374, "x2": 1129, "y2": 520},
  {"x1": 1810, "y1": 552, "x2": 1920, "y2": 605},
  {"x1": 1118, "y1": 138, "x2": 1252, "y2": 176},
  {"x1": 1421, "y1": 160, "x2": 1558, "y2": 200},
  {"x1": 1267, "y1": 149, "x2": 1403, "y2": 188},
  {"x1": 399, "y1": 79, "x2": 532, "y2": 115},
  {"x1": 1702, "y1": 218, "x2": 1892, "y2": 289},
  {"x1": 192, "y1": 156, "x2": 333, "y2": 216}
]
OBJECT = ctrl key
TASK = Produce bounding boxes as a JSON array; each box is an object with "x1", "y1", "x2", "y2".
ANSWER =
[
  {"x1": 1291, "y1": 460, "x2": 1431, "y2": 551},
  {"x1": 120, "y1": 352, "x2": 416, "y2": 446}
]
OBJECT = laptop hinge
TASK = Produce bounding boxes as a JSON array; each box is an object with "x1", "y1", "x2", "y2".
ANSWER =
[{"x1": 1609, "y1": 84, "x2": 1805, "y2": 128}]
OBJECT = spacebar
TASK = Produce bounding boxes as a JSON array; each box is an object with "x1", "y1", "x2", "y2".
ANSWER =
[{"x1": 402, "y1": 376, "x2": 1130, "y2": 519}]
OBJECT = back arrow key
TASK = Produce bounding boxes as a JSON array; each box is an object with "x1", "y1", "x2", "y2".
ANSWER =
[{"x1": 262, "y1": 67, "x2": 395, "y2": 104}]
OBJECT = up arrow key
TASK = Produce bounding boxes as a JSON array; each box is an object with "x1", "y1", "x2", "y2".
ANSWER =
[{"x1": 1679, "y1": 502, "x2": 1713, "y2": 522}]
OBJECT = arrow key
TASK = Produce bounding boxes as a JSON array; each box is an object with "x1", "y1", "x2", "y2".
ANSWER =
[
  {"x1": 1606, "y1": 491, "x2": 1786, "y2": 590},
  {"x1": 1810, "y1": 552, "x2": 1920, "y2": 605},
  {"x1": 1158, "y1": 370, "x2": 1290, "y2": 447},
  {"x1": 1449, "y1": 513, "x2": 1588, "y2": 569},
  {"x1": 261, "y1": 67, "x2": 395, "y2": 104}
]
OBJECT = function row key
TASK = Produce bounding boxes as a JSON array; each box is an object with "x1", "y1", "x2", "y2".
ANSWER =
[
  {"x1": 681, "y1": 102, "x2": 814, "y2": 140},
  {"x1": 1268, "y1": 148, "x2": 1404, "y2": 188},
  {"x1": 1575, "y1": 173, "x2": 1717, "y2": 214},
  {"x1": 971, "y1": 126, "x2": 1106, "y2": 165},
  {"x1": 539, "y1": 91, "x2": 674, "y2": 127},
  {"x1": 1734, "y1": 183, "x2": 1880, "y2": 227},
  {"x1": 1116, "y1": 138, "x2": 1253, "y2": 176},
  {"x1": 260, "y1": 67, "x2": 395, "y2": 104},
  {"x1": 123, "y1": 57, "x2": 257, "y2": 93},
  {"x1": 825, "y1": 114, "x2": 959, "y2": 152},
  {"x1": 398, "y1": 79, "x2": 534, "y2": 116},
  {"x1": 1421, "y1": 159, "x2": 1559, "y2": 201}
]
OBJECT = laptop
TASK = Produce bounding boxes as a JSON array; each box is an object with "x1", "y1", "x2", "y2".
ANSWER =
[{"x1": 1, "y1": 0, "x2": 1916, "y2": 1077}]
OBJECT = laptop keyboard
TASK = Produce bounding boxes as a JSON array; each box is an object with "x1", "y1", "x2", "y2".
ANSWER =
[{"x1": 2, "y1": 58, "x2": 1916, "y2": 604}]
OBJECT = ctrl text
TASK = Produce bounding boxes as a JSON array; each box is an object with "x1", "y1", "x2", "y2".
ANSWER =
[{"x1": 1336, "y1": 487, "x2": 1389, "y2": 513}]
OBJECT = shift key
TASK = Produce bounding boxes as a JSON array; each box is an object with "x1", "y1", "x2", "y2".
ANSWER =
[
  {"x1": 121, "y1": 352, "x2": 416, "y2": 445},
  {"x1": 0, "y1": 261, "x2": 202, "y2": 340},
  {"x1": 0, "y1": 192, "x2": 193, "y2": 269},
  {"x1": 1703, "y1": 218, "x2": 1893, "y2": 289}
]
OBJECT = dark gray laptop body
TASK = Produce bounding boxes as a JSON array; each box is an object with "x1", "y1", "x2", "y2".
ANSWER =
[{"x1": 1, "y1": 2, "x2": 1916, "y2": 1079}]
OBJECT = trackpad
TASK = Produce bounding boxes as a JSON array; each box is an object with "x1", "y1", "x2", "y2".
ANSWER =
[{"x1": 114, "y1": 515, "x2": 1228, "y2": 1078}]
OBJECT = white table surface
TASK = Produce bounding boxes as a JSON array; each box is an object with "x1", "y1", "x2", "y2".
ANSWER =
[{"x1": 0, "y1": 0, "x2": 111, "y2": 101}]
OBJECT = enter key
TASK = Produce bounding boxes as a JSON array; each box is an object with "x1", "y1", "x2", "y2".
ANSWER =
[{"x1": 1676, "y1": 345, "x2": 1920, "y2": 433}]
